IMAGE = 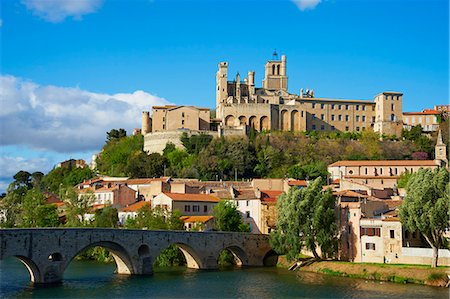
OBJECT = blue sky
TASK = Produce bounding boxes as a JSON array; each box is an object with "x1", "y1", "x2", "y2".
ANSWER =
[{"x1": 0, "y1": 0, "x2": 449, "y2": 192}]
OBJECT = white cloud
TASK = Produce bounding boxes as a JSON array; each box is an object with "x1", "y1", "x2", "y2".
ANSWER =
[
  {"x1": 0, "y1": 75, "x2": 171, "y2": 152},
  {"x1": 0, "y1": 156, "x2": 50, "y2": 193},
  {"x1": 0, "y1": 156, "x2": 50, "y2": 180},
  {"x1": 21, "y1": 0, "x2": 104, "y2": 22},
  {"x1": 292, "y1": 0, "x2": 321, "y2": 11}
]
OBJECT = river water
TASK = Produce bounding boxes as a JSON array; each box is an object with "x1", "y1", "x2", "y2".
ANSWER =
[{"x1": 0, "y1": 258, "x2": 447, "y2": 298}]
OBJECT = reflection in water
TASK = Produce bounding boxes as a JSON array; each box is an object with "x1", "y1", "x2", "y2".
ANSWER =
[{"x1": 0, "y1": 258, "x2": 447, "y2": 298}]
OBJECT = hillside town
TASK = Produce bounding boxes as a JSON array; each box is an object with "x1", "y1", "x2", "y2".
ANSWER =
[{"x1": 1, "y1": 56, "x2": 449, "y2": 280}]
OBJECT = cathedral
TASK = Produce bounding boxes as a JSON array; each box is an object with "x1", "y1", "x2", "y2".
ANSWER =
[
  {"x1": 216, "y1": 54, "x2": 403, "y2": 136},
  {"x1": 142, "y1": 55, "x2": 405, "y2": 153}
]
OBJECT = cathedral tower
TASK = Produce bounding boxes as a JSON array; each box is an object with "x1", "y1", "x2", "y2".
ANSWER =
[
  {"x1": 262, "y1": 55, "x2": 288, "y2": 91},
  {"x1": 216, "y1": 62, "x2": 228, "y2": 120}
]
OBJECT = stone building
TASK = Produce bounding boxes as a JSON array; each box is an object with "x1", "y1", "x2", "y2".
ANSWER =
[
  {"x1": 216, "y1": 55, "x2": 404, "y2": 136},
  {"x1": 141, "y1": 55, "x2": 408, "y2": 153},
  {"x1": 403, "y1": 109, "x2": 442, "y2": 132}
]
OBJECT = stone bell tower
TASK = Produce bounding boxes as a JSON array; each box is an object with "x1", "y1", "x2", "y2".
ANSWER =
[
  {"x1": 435, "y1": 129, "x2": 448, "y2": 167},
  {"x1": 216, "y1": 62, "x2": 229, "y2": 120},
  {"x1": 262, "y1": 54, "x2": 288, "y2": 91}
]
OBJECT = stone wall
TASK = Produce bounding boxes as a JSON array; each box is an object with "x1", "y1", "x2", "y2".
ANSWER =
[{"x1": 143, "y1": 130, "x2": 217, "y2": 154}]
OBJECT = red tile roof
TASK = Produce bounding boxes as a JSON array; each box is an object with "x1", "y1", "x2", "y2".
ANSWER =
[
  {"x1": 403, "y1": 110, "x2": 441, "y2": 115},
  {"x1": 180, "y1": 216, "x2": 214, "y2": 223},
  {"x1": 120, "y1": 201, "x2": 150, "y2": 212},
  {"x1": 234, "y1": 189, "x2": 257, "y2": 199},
  {"x1": 260, "y1": 190, "x2": 283, "y2": 203},
  {"x1": 329, "y1": 160, "x2": 437, "y2": 167},
  {"x1": 126, "y1": 177, "x2": 170, "y2": 185},
  {"x1": 163, "y1": 193, "x2": 220, "y2": 202},
  {"x1": 334, "y1": 190, "x2": 368, "y2": 198},
  {"x1": 287, "y1": 179, "x2": 308, "y2": 187}
]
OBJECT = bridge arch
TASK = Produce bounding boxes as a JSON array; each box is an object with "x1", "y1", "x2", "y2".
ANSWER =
[
  {"x1": 66, "y1": 241, "x2": 135, "y2": 275},
  {"x1": 262, "y1": 249, "x2": 279, "y2": 266},
  {"x1": 176, "y1": 243, "x2": 203, "y2": 269},
  {"x1": 153, "y1": 242, "x2": 203, "y2": 269},
  {"x1": 219, "y1": 245, "x2": 248, "y2": 266},
  {"x1": 15, "y1": 255, "x2": 41, "y2": 283}
]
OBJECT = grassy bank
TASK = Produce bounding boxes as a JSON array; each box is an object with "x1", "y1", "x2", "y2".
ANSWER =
[{"x1": 277, "y1": 257, "x2": 449, "y2": 287}]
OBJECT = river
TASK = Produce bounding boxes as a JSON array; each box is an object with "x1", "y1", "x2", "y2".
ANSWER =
[{"x1": 0, "y1": 258, "x2": 447, "y2": 298}]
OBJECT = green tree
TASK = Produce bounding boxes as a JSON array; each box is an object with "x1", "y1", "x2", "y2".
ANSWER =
[
  {"x1": 213, "y1": 200, "x2": 250, "y2": 232},
  {"x1": 96, "y1": 134, "x2": 144, "y2": 176},
  {"x1": 35, "y1": 204, "x2": 60, "y2": 227},
  {"x1": 93, "y1": 206, "x2": 119, "y2": 228},
  {"x1": 106, "y1": 128, "x2": 127, "y2": 142},
  {"x1": 62, "y1": 188, "x2": 94, "y2": 226},
  {"x1": 20, "y1": 188, "x2": 46, "y2": 227},
  {"x1": 270, "y1": 178, "x2": 337, "y2": 260},
  {"x1": 125, "y1": 152, "x2": 167, "y2": 178},
  {"x1": 402, "y1": 125, "x2": 423, "y2": 141},
  {"x1": 0, "y1": 187, "x2": 59, "y2": 228},
  {"x1": 397, "y1": 170, "x2": 412, "y2": 188},
  {"x1": 127, "y1": 205, "x2": 184, "y2": 230},
  {"x1": 181, "y1": 132, "x2": 213, "y2": 155},
  {"x1": 287, "y1": 161, "x2": 328, "y2": 183},
  {"x1": 399, "y1": 168, "x2": 449, "y2": 267},
  {"x1": 154, "y1": 245, "x2": 186, "y2": 267},
  {"x1": 0, "y1": 187, "x2": 26, "y2": 227},
  {"x1": 42, "y1": 166, "x2": 93, "y2": 194},
  {"x1": 31, "y1": 171, "x2": 45, "y2": 190}
]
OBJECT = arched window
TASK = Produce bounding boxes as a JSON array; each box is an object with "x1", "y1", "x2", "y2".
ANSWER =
[
  {"x1": 272, "y1": 64, "x2": 275, "y2": 75},
  {"x1": 391, "y1": 114, "x2": 395, "y2": 121},
  {"x1": 277, "y1": 64, "x2": 280, "y2": 75}
]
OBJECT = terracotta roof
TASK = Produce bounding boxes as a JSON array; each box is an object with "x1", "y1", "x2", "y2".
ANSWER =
[
  {"x1": 212, "y1": 190, "x2": 233, "y2": 199},
  {"x1": 120, "y1": 201, "x2": 150, "y2": 212},
  {"x1": 89, "y1": 204, "x2": 109, "y2": 212},
  {"x1": 334, "y1": 190, "x2": 368, "y2": 198},
  {"x1": 126, "y1": 177, "x2": 169, "y2": 185},
  {"x1": 45, "y1": 192, "x2": 61, "y2": 204},
  {"x1": 287, "y1": 179, "x2": 308, "y2": 187},
  {"x1": 234, "y1": 189, "x2": 257, "y2": 199},
  {"x1": 332, "y1": 179, "x2": 340, "y2": 184},
  {"x1": 329, "y1": 160, "x2": 437, "y2": 167},
  {"x1": 163, "y1": 193, "x2": 220, "y2": 202},
  {"x1": 80, "y1": 178, "x2": 104, "y2": 185},
  {"x1": 180, "y1": 216, "x2": 214, "y2": 223},
  {"x1": 403, "y1": 110, "x2": 441, "y2": 115},
  {"x1": 260, "y1": 190, "x2": 283, "y2": 203}
]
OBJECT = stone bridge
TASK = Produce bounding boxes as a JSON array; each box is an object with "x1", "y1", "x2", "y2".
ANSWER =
[{"x1": 0, "y1": 228, "x2": 277, "y2": 284}]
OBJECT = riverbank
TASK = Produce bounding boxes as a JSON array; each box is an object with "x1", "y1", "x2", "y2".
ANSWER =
[{"x1": 277, "y1": 256, "x2": 450, "y2": 287}]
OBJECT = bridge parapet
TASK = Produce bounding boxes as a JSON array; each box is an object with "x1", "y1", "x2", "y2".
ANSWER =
[{"x1": 0, "y1": 228, "x2": 276, "y2": 285}]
